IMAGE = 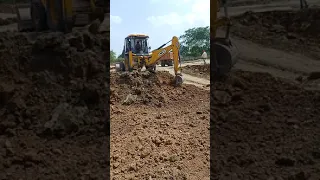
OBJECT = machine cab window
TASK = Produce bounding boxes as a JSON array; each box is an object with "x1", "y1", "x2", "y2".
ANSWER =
[{"x1": 124, "y1": 34, "x2": 150, "y2": 55}]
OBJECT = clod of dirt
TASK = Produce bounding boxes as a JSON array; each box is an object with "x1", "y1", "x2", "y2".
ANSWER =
[
  {"x1": 43, "y1": 103, "x2": 88, "y2": 137},
  {"x1": 123, "y1": 94, "x2": 138, "y2": 105}
]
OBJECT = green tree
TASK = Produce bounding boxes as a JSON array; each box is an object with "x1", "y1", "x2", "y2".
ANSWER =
[
  {"x1": 179, "y1": 26, "x2": 210, "y2": 57},
  {"x1": 110, "y1": 50, "x2": 117, "y2": 63},
  {"x1": 117, "y1": 54, "x2": 123, "y2": 59}
]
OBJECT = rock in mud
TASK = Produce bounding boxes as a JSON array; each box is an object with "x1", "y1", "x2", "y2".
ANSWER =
[
  {"x1": 44, "y1": 103, "x2": 88, "y2": 137},
  {"x1": 123, "y1": 94, "x2": 138, "y2": 105}
]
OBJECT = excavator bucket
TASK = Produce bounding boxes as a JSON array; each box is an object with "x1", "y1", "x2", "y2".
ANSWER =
[
  {"x1": 211, "y1": 37, "x2": 239, "y2": 77},
  {"x1": 174, "y1": 75, "x2": 184, "y2": 86},
  {"x1": 15, "y1": 3, "x2": 33, "y2": 32}
]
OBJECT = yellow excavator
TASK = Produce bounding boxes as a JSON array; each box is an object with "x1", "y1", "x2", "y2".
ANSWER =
[
  {"x1": 211, "y1": 0, "x2": 238, "y2": 78},
  {"x1": 14, "y1": 0, "x2": 108, "y2": 32},
  {"x1": 211, "y1": 0, "x2": 309, "y2": 78},
  {"x1": 115, "y1": 33, "x2": 183, "y2": 86}
]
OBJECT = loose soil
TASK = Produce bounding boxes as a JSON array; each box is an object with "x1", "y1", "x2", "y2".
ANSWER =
[
  {"x1": 110, "y1": 71, "x2": 210, "y2": 179},
  {"x1": 0, "y1": 24, "x2": 110, "y2": 179},
  {"x1": 230, "y1": 8, "x2": 320, "y2": 59},
  {"x1": 183, "y1": 64, "x2": 210, "y2": 80},
  {"x1": 211, "y1": 70, "x2": 320, "y2": 179}
]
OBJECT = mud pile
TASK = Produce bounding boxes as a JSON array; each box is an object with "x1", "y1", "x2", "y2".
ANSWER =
[
  {"x1": 183, "y1": 64, "x2": 210, "y2": 79},
  {"x1": 231, "y1": 9, "x2": 320, "y2": 58},
  {"x1": 110, "y1": 71, "x2": 182, "y2": 107},
  {"x1": 211, "y1": 70, "x2": 320, "y2": 179},
  {"x1": 0, "y1": 29, "x2": 109, "y2": 179}
]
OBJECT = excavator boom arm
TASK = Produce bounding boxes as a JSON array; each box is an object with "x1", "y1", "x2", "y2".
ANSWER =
[{"x1": 146, "y1": 36, "x2": 181, "y2": 75}]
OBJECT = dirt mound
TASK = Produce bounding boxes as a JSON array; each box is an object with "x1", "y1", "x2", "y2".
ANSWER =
[
  {"x1": 0, "y1": 29, "x2": 109, "y2": 179},
  {"x1": 110, "y1": 71, "x2": 184, "y2": 107},
  {"x1": 110, "y1": 70, "x2": 210, "y2": 179},
  {"x1": 211, "y1": 70, "x2": 320, "y2": 179},
  {"x1": 231, "y1": 9, "x2": 320, "y2": 59},
  {"x1": 183, "y1": 64, "x2": 210, "y2": 80}
]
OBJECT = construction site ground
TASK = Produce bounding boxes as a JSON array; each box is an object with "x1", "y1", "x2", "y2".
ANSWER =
[
  {"x1": 0, "y1": 4, "x2": 110, "y2": 179},
  {"x1": 147, "y1": 0, "x2": 320, "y2": 179},
  {"x1": 110, "y1": 70, "x2": 210, "y2": 179},
  {"x1": 213, "y1": 1, "x2": 320, "y2": 179},
  {"x1": 1, "y1": 0, "x2": 320, "y2": 179}
]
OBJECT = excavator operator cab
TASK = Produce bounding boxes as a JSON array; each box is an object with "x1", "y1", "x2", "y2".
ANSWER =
[{"x1": 124, "y1": 34, "x2": 150, "y2": 56}]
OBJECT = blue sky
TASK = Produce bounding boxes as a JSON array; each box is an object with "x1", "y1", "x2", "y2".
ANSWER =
[{"x1": 110, "y1": 0, "x2": 209, "y2": 56}]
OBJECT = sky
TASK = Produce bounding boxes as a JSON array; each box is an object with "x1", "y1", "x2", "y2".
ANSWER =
[{"x1": 110, "y1": 0, "x2": 210, "y2": 56}]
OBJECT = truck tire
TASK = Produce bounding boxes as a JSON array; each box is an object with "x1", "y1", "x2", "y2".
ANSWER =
[{"x1": 120, "y1": 62, "x2": 125, "y2": 71}]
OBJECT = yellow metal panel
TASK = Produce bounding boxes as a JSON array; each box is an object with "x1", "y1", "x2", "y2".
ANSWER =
[
  {"x1": 211, "y1": 0, "x2": 218, "y2": 38},
  {"x1": 90, "y1": 0, "x2": 96, "y2": 10},
  {"x1": 41, "y1": 0, "x2": 47, "y2": 7},
  {"x1": 63, "y1": 0, "x2": 73, "y2": 18},
  {"x1": 48, "y1": 0, "x2": 57, "y2": 25}
]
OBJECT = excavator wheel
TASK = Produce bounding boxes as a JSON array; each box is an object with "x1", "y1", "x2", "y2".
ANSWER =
[
  {"x1": 146, "y1": 65, "x2": 156, "y2": 73},
  {"x1": 174, "y1": 75, "x2": 184, "y2": 86},
  {"x1": 211, "y1": 38, "x2": 239, "y2": 78},
  {"x1": 115, "y1": 62, "x2": 125, "y2": 72}
]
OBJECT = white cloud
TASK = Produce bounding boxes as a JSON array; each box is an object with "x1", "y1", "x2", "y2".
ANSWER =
[
  {"x1": 147, "y1": 0, "x2": 209, "y2": 28},
  {"x1": 110, "y1": 15, "x2": 122, "y2": 24}
]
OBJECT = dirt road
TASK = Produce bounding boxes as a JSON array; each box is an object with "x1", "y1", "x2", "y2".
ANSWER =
[
  {"x1": 158, "y1": 60, "x2": 210, "y2": 89},
  {"x1": 216, "y1": 0, "x2": 320, "y2": 89}
]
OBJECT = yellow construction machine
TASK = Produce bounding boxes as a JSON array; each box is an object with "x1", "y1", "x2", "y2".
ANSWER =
[
  {"x1": 211, "y1": 0, "x2": 239, "y2": 78},
  {"x1": 14, "y1": 0, "x2": 108, "y2": 32},
  {"x1": 211, "y1": 0, "x2": 309, "y2": 77},
  {"x1": 115, "y1": 34, "x2": 183, "y2": 86}
]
